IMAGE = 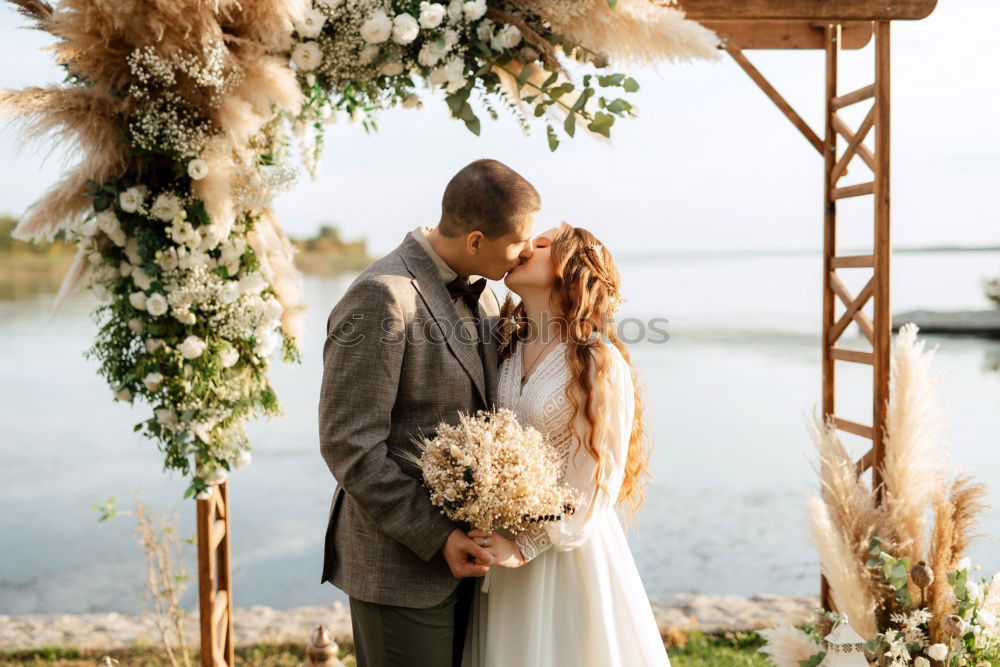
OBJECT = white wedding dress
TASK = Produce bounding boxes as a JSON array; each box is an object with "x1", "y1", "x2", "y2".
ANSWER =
[{"x1": 462, "y1": 339, "x2": 670, "y2": 667}]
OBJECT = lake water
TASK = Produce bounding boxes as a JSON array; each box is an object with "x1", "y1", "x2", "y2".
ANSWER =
[{"x1": 1, "y1": 250, "x2": 999, "y2": 615}]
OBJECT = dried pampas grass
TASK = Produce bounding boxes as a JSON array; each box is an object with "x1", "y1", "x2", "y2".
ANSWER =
[
  {"x1": 758, "y1": 625, "x2": 822, "y2": 667},
  {"x1": 880, "y1": 322, "x2": 954, "y2": 599},
  {"x1": 801, "y1": 406, "x2": 885, "y2": 639},
  {"x1": 805, "y1": 492, "x2": 880, "y2": 639},
  {"x1": 250, "y1": 208, "x2": 306, "y2": 347},
  {"x1": 527, "y1": 0, "x2": 722, "y2": 67},
  {"x1": 927, "y1": 474, "x2": 989, "y2": 643}
]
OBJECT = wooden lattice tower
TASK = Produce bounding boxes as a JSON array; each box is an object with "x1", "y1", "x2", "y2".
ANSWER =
[{"x1": 685, "y1": 0, "x2": 938, "y2": 610}]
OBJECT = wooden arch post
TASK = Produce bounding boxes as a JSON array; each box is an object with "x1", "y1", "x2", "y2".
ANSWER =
[
  {"x1": 683, "y1": 0, "x2": 938, "y2": 612},
  {"x1": 196, "y1": 458, "x2": 235, "y2": 666}
]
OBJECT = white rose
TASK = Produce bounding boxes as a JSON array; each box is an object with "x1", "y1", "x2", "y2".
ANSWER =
[
  {"x1": 132, "y1": 267, "x2": 152, "y2": 290},
  {"x1": 118, "y1": 186, "x2": 145, "y2": 213},
  {"x1": 360, "y1": 11, "x2": 392, "y2": 44},
  {"x1": 187, "y1": 158, "x2": 209, "y2": 180},
  {"x1": 958, "y1": 557, "x2": 972, "y2": 571},
  {"x1": 115, "y1": 387, "x2": 132, "y2": 402},
  {"x1": 143, "y1": 372, "x2": 164, "y2": 391},
  {"x1": 291, "y1": 41, "x2": 323, "y2": 71},
  {"x1": 178, "y1": 335, "x2": 207, "y2": 359},
  {"x1": 253, "y1": 330, "x2": 281, "y2": 357},
  {"x1": 967, "y1": 581, "x2": 982, "y2": 601},
  {"x1": 418, "y1": 40, "x2": 447, "y2": 67},
  {"x1": 442, "y1": 56, "x2": 465, "y2": 91},
  {"x1": 146, "y1": 292, "x2": 168, "y2": 317},
  {"x1": 151, "y1": 193, "x2": 183, "y2": 222},
  {"x1": 463, "y1": 0, "x2": 486, "y2": 21},
  {"x1": 91, "y1": 283, "x2": 111, "y2": 302},
  {"x1": 219, "y1": 237, "x2": 246, "y2": 265},
  {"x1": 204, "y1": 467, "x2": 228, "y2": 485},
  {"x1": 108, "y1": 228, "x2": 127, "y2": 247},
  {"x1": 928, "y1": 644, "x2": 948, "y2": 661},
  {"x1": 129, "y1": 291, "x2": 148, "y2": 311},
  {"x1": 233, "y1": 450, "x2": 252, "y2": 470},
  {"x1": 197, "y1": 223, "x2": 224, "y2": 252},
  {"x1": 239, "y1": 271, "x2": 267, "y2": 295},
  {"x1": 419, "y1": 1, "x2": 445, "y2": 28},
  {"x1": 359, "y1": 44, "x2": 380, "y2": 64},
  {"x1": 402, "y1": 93, "x2": 421, "y2": 109},
  {"x1": 125, "y1": 237, "x2": 142, "y2": 264},
  {"x1": 219, "y1": 346, "x2": 240, "y2": 368},
  {"x1": 476, "y1": 18, "x2": 494, "y2": 42},
  {"x1": 295, "y1": 6, "x2": 327, "y2": 38},
  {"x1": 156, "y1": 247, "x2": 179, "y2": 272},
  {"x1": 427, "y1": 65, "x2": 449, "y2": 86},
  {"x1": 977, "y1": 610, "x2": 996, "y2": 627},
  {"x1": 442, "y1": 27, "x2": 459, "y2": 50},
  {"x1": 446, "y1": 0, "x2": 463, "y2": 22},
  {"x1": 145, "y1": 338, "x2": 165, "y2": 353},
  {"x1": 914, "y1": 658, "x2": 930, "y2": 667},
  {"x1": 220, "y1": 280, "x2": 241, "y2": 304},
  {"x1": 78, "y1": 216, "x2": 98, "y2": 237},
  {"x1": 170, "y1": 220, "x2": 197, "y2": 247},
  {"x1": 379, "y1": 61, "x2": 404, "y2": 76},
  {"x1": 492, "y1": 24, "x2": 522, "y2": 50},
  {"x1": 128, "y1": 317, "x2": 143, "y2": 334},
  {"x1": 391, "y1": 13, "x2": 419, "y2": 45},
  {"x1": 173, "y1": 308, "x2": 197, "y2": 325},
  {"x1": 119, "y1": 260, "x2": 134, "y2": 277},
  {"x1": 96, "y1": 210, "x2": 120, "y2": 236}
]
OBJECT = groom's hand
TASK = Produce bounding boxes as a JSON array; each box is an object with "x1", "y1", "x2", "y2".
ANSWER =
[{"x1": 442, "y1": 528, "x2": 494, "y2": 578}]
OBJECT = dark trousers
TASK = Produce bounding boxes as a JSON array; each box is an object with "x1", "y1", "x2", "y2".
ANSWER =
[{"x1": 349, "y1": 576, "x2": 477, "y2": 667}]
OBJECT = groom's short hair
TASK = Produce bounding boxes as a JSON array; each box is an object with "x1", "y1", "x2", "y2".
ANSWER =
[{"x1": 439, "y1": 159, "x2": 540, "y2": 239}]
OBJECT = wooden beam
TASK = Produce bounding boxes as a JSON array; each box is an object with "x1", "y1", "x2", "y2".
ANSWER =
[
  {"x1": 832, "y1": 114, "x2": 877, "y2": 171},
  {"x1": 678, "y1": 0, "x2": 937, "y2": 21},
  {"x1": 830, "y1": 346, "x2": 875, "y2": 364},
  {"x1": 704, "y1": 20, "x2": 872, "y2": 49},
  {"x1": 831, "y1": 254, "x2": 874, "y2": 268},
  {"x1": 830, "y1": 105, "x2": 876, "y2": 186},
  {"x1": 832, "y1": 181, "x2": 874, "y2": 199},
  {"x1": 833, "y1": 416, "x2": 874, "y2": 439},
  {"x1": 724, "y1": 40, "x2": 824, "y2": 153},
  {"x1": 832, "y1": 83, "x2": 876, "y2": 109}
]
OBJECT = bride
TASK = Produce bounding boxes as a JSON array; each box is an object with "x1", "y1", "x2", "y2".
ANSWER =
[{"x1": 462, "y1": 222, "x2": 669, "y2": 666}]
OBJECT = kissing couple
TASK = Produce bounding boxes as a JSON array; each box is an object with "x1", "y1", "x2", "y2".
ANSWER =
[{"x1": 318, "y1": 158, "x2": 669, "y2": 666}]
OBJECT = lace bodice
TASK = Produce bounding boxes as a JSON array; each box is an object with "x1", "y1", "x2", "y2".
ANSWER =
[{"x1": 496, "y1": 339, "x2": 635, "y2": 563}]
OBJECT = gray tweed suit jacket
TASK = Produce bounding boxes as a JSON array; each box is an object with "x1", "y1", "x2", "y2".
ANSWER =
[{"x1": 318, "y1": 231, "x2": 501, "y2": 608}]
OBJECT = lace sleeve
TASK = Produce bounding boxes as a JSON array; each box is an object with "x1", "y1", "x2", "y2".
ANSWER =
[
  {"x1": 541, "y1": 348, "x2": 634, "y2": 552},
  {"x1": 514, "y1": 345, "x2": 635, "y2": 559},
  {"x1": 514, "y1": 523, "x2": 552, "y2": 563}
]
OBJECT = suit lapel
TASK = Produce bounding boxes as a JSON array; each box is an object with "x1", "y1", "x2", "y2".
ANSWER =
[{"x1": 400, "y1": 233, "x2": 488, "y2": 405}]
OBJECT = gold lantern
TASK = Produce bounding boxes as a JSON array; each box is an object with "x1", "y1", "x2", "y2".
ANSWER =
[{"x1": 819, "y1": 615, "x2": 871, "y2": 667}]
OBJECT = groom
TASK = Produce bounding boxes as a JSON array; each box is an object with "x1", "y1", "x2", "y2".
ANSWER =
[{"x1": 318, "y1": 158, "x2": 540, "y2": 667}]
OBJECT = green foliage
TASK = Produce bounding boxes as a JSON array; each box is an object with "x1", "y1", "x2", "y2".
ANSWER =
[{"x1": 866, "y1": 535, "x2": 914, "y2": 609}]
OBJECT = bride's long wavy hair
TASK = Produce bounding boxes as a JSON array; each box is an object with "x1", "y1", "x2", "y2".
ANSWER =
[{"x1": 497, "y1": 222, "x2": 651, "y2": 524}]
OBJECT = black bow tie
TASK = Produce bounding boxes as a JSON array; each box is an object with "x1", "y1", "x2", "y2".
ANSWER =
[{"x1": 446, "y1": 276, "x2": 487, "y2": 310}]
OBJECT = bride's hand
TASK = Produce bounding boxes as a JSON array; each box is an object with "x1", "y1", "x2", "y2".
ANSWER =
[{"x1": 467, "y1": 528, "x2": 526, "y2": 568}]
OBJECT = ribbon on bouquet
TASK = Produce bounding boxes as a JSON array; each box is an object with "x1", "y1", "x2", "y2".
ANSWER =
[{"x1": 480, "y1": 568, "x2": 492, "y2": 594}]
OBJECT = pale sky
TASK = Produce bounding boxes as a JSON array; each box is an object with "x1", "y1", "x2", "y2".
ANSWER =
[{"x1": 0, "y1": 1, "x2": 997, "y2": 257}]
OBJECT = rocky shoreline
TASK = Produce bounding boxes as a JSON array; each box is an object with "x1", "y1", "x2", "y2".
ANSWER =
[{"x1": 0, "y1": 593, "x2": 819, "y2": 650}]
